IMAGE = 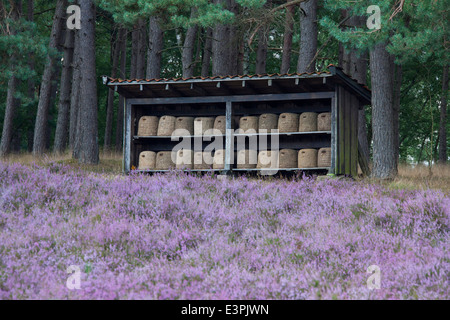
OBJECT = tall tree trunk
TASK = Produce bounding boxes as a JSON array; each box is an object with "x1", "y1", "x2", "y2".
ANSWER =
[
  {"x1": 104, "y1": 28, "x2": 121, "y2": 150},
  {"x1": 70, "y1": 27, "x2": 81, "y2": 151},
  {"x1": 228, "y1": 0, "x2": 239, "y2": 76},
  {"x1": 393, "y1": 63, "x2": 402, "y2": 165},
  {"x1": 280, "y1": 1, "x2": 295, "y2": 74},
  {"x1": 116, "y1": 29, "x2": 127, "y2": 152},
  {"x1": 370, "y1": 41, "x2": 397, "y2": 179},
  {"x1": 33, "y1": 0, "x2": 66, "y2": 155},
  {"x1": 136, "y1": 19, "x2": 147, "y2": 79},
  {"x1": 438, "y1": 65, "x2": 448, "y2": 163},
  {"x1": 0, "y1": 76, "x2": 19, "y2": 157},
  {"x1": 77, "y1": 0, "x2": 99, "y2": 164},
  {"x1": 255, "y1": 28, "x2": 268, "y2": 74},
  {"x1": 54, "y1": 28, "x2": 75, "y2": 154},
  {"x1": 26, "y1": 0, "x2": 35, "y2": 153},
  {"x1": 297, "y1": 0, "x2": 317, "y2": 73},
  {"x1": 212, "y1": 0, "x2": 231, "y2": 76},
  {"x1": 201, "y1": 28, "x2": 213, "y2": 77},
  {"x1": 146, "y1": 17, "x2": 164, "y2": 79},
  {"x1": 0, "y1": 1, "x2": 21, "y2": 157},
  {"x1": 182, "y1": 10, "x2": 198, "y2": 78}
]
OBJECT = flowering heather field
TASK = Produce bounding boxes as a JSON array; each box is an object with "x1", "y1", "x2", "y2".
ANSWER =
[{"x1": 0, "y1": 162, "x2": 448, "y2": 300}]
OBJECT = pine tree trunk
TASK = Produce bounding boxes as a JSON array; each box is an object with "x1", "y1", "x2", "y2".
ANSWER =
[
  {"x1": 370, "y1": 41, "x2": 397, "y2": 179},
  {"x1": 136, "y1": 19, "x2": 147, "y2": 79},
  {"x1": 0, "y1": 75, "x2": 18, "y2": 157},
  {"x1": 438, "y1": 65, "x2": 448, "y2": 163},
  {"x1": 201, "y1": 28, "x2": 213, "y2": 77},
  {"x1": 116, "y1": 28, "x2": 127, "y2": 152},
  {"x1": 0, "y1": 1, "x2": 22, "y2": 156},
  {"x1": 228, "y1": 0, "x2": 239, "y2": 76},
  {"x1": 212, "y1": 0, "x2": 231, "y2": 76},
  {"x1": 104, "y1": 28, "x2": 121, "y2": 150},
  {"x1": 182, "y1": 10, "x2": 198, "y2": 78},
  {"x1": 77, "y1": 0, "x2": 99, "y2": 164},
  {"x1": 280, "y1": 1, "x2": 295, "y2": 74},
  {"x1": 146, "y1": 17, "x2": 163, "y2": 79},
  {"x1": 393, "y1": 63, "x2": 402, "y2": 165},
  {"x1": 255, "y1": 28, "x2": 268, "y2": 74},
  {"x1": 26, "y1": 0, "x2": 35, "y2": 153},
  {"x1": 54, "y1": 28, "x2": 75, "y2": 154},
  {"x1": 33, "y1": 0, "x2": 66, "y2": 155},
  {"x1": 70, "y1": 28, "x2": 81, "y2": 152},
  {"x1": 297, "y1": 0, "x2": 317, "y2": 73}
]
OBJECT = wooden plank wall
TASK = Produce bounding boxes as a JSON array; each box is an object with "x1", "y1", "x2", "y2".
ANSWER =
[{"x1": 336, "y1": 86, "x2": 359, "y2": 176}]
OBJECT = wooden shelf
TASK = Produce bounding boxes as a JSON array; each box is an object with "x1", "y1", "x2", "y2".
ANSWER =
[{"x1": 133, "y1": 131, "x2": 331, "y2": 140}]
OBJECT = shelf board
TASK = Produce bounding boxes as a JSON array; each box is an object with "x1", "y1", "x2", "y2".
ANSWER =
[
  {"x1": 133, "y1": 131, "x2": 331, "y2": 140},
  {"x1": 134, "y1": 167, "x2": 330, "y2": 173},
  {"x1": 233, "y1": 167, "x2": 331, "y2": 171}
]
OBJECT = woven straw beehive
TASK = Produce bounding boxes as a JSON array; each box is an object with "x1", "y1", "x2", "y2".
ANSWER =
[
  {"x1": 298, "y1": 149, "x2": 318, "y2": 168},
  {"x1": 194, "y1": 152, "x2": 213, "y2": 170},
  {"x1": 138, "y1": 151, "x2": 156, "y2": 170},
  {"x1": 279, "y1": 149, "x2": 298, "y2": 168},
  {"x1": 213, "y1": 149, "x2": 226, "y2": 169},
  {"x1": 155, "y1": 151, "x2": 175, "y2": 170},
  {"x1": 317, "y1": 112, "x2": 331, "y2": 131},
  {"x1": 239, "y1": 116, "x2": 259, "y2": 132},
  {"x1": 299, "y1": 112, "x2": 318, "y2": 132},
  {"x1": 318, "y1": 148, "x2": 331, "y2": 167},
  {"x1": 258, "y1": 114, "x2": 278, "y2": 133},
  {"x1": 194, "y1": 117, "x2": 215, "y2": 136},
  {"x1": 214, "y1": 116, "x2": 226, "y2": 134},
  {"x1": 176, "y1": 149, "x2": 194, "y2": 169},
  {"x1": 138, "y1": 116, "x2": 158, "y2": 136},
  {"x1": 257, "y1": 150, "x2": 279, "y2": 169},
  {"x1": 157, "y1": 115, "x2": 176, "y2": 136},
  {"x1": 175, "y1": 117, "x2": 194, "y2": 136},
  {"x1": 278, "y1": 113, "x2": 299, "y2": 133},
  {"x1": 236, "y1": 149, "x2": 258, "y2": 169}
]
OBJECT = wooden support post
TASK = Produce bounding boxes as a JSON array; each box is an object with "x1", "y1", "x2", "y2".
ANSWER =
[
  {"x1": 225, "y1": 100, "x2": 233, "y2": 172},
  {"x1": 358, "y1": 139, "x2": 371, "y2": 177},
  {"x1": 124, "y1": 99, "x2": 132, "y2": 173}
]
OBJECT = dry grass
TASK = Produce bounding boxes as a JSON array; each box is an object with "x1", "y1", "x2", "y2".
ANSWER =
[
  {"x1": 0, "y1": 150, "x2": 123, "y2": 174},
  {"x1": 389, "y1": 164, "x2": 450, "y2": 193},
  {"x1": 1, "y1": 152, "x2": 449, "y2": 192}
]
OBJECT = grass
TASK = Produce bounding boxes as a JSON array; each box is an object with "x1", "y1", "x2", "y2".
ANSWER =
[{"x1": 1, "y1": 152, "x2": 449, "y2": 192}]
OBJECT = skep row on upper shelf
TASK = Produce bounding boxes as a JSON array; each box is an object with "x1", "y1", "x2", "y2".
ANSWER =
[
  {"x1": 137, "y1": 112, "x2": 332, "y2": 137},
  {"x1": 137, "y1": 147, "x2": 331, "y2": 171}
]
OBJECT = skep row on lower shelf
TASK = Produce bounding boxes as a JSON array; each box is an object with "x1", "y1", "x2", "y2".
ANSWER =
[
  {"x1": 137, "y1": 112, "x2": 331, "y2": 136},
  {"x1": 137, "y1": 148, "x2": 331, "y2": 171}
]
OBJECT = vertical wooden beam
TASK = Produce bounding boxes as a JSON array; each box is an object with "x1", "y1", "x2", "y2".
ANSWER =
[
  {"x1": 345, "y1": 89, "x2": 351, "y2": 175},
  {"x1": 124, "y1": 99, "x2": 132, "y2": 173},
  {"x1": 330, "y1": 92, "x2": 337, "y2": 174},
  {"x1": 225, "y1": 100, "x2": 233, "y2": 172},
  {"x1": 351, "y1": 95, "x2": 359, "y2": 177}
]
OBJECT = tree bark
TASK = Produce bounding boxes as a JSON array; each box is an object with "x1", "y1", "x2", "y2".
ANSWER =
[
  {"x1": 280, "y1": 1, "x2": 295, "y2": 74},
  {"x1": 182, "y1": 10, "x2": 198, "y2": 78},
  {"x1": 212, "y1": 0, "x2": 232, "y2": 76},
  {"x1": 393, "y1": 63, "x2": 402, "y2": 165},
  {"x1": 77, "y1": 0, "x2": 99, "y2": 164},
  {"x1": 33, "y1": 0, "x2": 66, "y2": 155},
  {"x1": 54, "y1": 28, "x2": 75, "y2": 154},
  {"x1": 201, "y1": 28, "x2": 213, "y2": 77},
  {"x1": 370, "y1": 41, "x2": 397, "y2": 179},
  {"x1": 116, "y1": 28, "x2": 127, "y2": 152},
  {"x1": 69, "y1": 27, "x2": 81, "y2": 151},
  {"x1": 296, "y1": 0, "x2": 317, "y2": 73},
  {"x1": 146, "y1": 16, "x2": 164, "y2": 79},
  {"x1": 438, "y1": 65, "x2": 448, "y2": 163},
  {"x1": 0, "y1": 1, "x2": 21, "y2": 157},
  {"x1": 255, "y1": 28, "x2": 268, "y2": 74},
  {"x1": 136, "y1": 19, "x2": 147, "y2": 79},
  {"x1": 104, "y1": 28, "x2": 121, "y2": 151},
  {"x1": 0, "y1": 76, "x2": 19, "y2": 157}
]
